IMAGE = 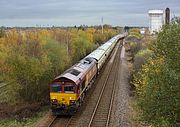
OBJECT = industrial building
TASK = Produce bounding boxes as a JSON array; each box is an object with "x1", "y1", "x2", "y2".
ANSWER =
[{"x1": 148, "y1": 10, "x2": 164, "y2": 34}]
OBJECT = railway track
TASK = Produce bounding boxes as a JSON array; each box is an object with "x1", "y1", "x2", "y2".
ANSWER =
[
  {"x1": 87, "y1": 42, "x2": 121, "y2": 127},
  {"x1": 48, "y1": 116, "x2": 72, "y2": 127}
]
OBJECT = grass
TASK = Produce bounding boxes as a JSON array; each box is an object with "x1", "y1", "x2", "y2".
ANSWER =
[{"x1": 0, "y1": 106, "x2": 49, "y2": 127}]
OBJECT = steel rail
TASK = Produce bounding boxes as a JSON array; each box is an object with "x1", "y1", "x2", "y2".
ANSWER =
[
  {"x1": 106, "y1": 51, "x2": 121, "y2": 127},
  {"x1": 87, "y1": 42, "x2": 121, "y2": 127},
  {"x1": 48, "y1": 116, "x2": 72, "y2": 127},
  {"x1": 47, "y1": 116, "x2": 57, "y2": 127},
  {"x1": 65, "y1": 116, "x2": 73, "y2": 127}
]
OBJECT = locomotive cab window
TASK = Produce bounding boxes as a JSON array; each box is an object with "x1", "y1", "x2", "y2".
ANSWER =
[
  {"x1": 64, "y1": 84, "x2": 75, "y2": 93},
  {"x1": 52, "y1": 84, "x2": 62, "y2": 92}
]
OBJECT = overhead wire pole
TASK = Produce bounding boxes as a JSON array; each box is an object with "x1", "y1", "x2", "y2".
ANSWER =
[{"x1": 101, "y1": 17, "x2": 104, "y2": 34}]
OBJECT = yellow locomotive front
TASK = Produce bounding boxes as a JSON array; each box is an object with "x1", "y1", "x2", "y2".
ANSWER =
[{"x1": 50, "y1": 81, "x2": 80, "y2": 115}]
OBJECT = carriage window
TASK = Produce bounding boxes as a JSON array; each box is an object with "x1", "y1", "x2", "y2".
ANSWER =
[
  {"x1": 64, "y1": 84, "x2": 75, "y2": 93},
  {"x1": 52, "y1": 84, "x2": 62, "y2": 92}
]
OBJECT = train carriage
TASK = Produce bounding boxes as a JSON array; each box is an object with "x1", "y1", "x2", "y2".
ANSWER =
[
  {"x1": 85, "y1": 49, "x2": 106, "y2": 70},
  {"x1": 98, "y1": 43, "x2": 112, "y2": 57}
]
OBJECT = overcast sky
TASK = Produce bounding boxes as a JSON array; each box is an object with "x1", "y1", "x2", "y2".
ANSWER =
[{"x1": 0, "y1": 0, "x2": 180, "y2": 27}]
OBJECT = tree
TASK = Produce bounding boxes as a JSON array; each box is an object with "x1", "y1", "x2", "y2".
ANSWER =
[
  {"x1": 134, "y1": 18, "x2": 180, "y2": 126},
  {"x1": 71, "y1": 30, "x2": 91, "y2": 62}
]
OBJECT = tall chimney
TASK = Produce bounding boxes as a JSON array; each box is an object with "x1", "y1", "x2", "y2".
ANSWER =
[{"x1": 165, "y1": 8, "x2": 170, "y2": 24}]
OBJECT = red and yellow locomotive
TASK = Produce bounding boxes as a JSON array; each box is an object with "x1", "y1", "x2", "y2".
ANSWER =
[{"x1": 50, "y1": 58, "x2": 97, "y2": 115}]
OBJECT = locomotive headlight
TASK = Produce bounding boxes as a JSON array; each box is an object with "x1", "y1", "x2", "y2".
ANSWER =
[
  {"x1": 52, "y1": 99, "x2": 57, "y2": 102},
  {"x1": 70, "y1": 100, "x2": 75, "y2": 104},
  {"x1": 51, "y1": 99, "x2": 58, "y2": 104}
]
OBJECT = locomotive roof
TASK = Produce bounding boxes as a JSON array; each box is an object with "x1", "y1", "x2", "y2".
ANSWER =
[{"x1": 54, "y1": 58, "x2": 96, "y2": 84}]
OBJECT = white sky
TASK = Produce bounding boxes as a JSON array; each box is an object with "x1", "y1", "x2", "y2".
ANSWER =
[{"x1": 0, "y1": 0, "x2": 180, "y2": 27}]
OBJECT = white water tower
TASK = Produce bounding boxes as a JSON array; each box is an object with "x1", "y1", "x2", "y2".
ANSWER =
[{"x1": 148, "y1": 10, "x2": 163, "y2": 34}]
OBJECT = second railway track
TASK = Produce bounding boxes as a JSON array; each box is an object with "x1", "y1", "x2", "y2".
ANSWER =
[{"x1": 87, "y1": 41, "x2": 121, "y2": 127}]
